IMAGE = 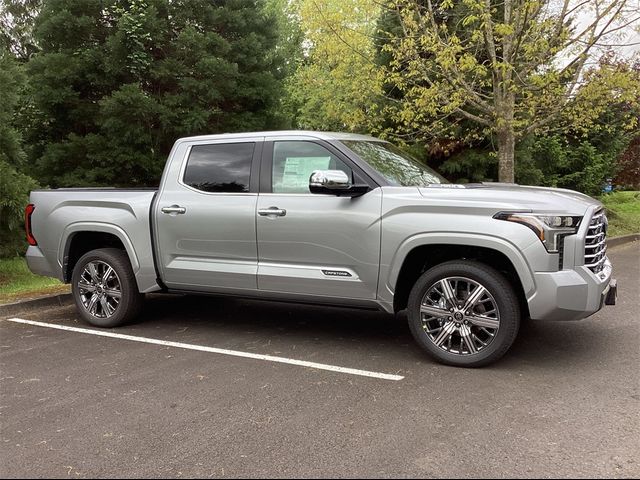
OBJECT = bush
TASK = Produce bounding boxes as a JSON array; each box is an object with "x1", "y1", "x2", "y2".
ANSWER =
[
  {"x1": 439, "y1": 148, "x2": 497, "y2": 183},
  {"x1": 614, "y1": 136, "x2": 640, "y2": 190},
  {"x1": 516, "y1": 135, "x2": 621, "y2": 196},
  {"x1": 0, "y1": 160, "x2": 38, "y2": 257}
]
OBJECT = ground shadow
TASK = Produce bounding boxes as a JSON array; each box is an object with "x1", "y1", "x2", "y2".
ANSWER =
[{"x1": 128, "y1": 293, "x2": 615, "y2": 369}]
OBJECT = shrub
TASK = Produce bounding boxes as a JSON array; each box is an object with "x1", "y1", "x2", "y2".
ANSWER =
[{"x1": 0, "y1": 160, "x2": 38, "y2": 257}]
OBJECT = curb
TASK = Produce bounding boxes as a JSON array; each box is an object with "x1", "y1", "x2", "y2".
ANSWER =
[
  {"x1": 607, "y1": 233, "x2": 639, "y2": 249},
  {"x1": 0, "y1": 292, "x2": 73, "y2": 317},
  {"x1": 1, "y1": 233, "x2": 638, "y2": 316}
]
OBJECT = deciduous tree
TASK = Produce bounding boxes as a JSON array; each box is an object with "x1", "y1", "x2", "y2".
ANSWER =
[
  {"x1": 285, "y1": 0, "x2": 384, "y2": 131},
  {"x1": 384, "y1": 0, "x2": 640, "y2": 181}
]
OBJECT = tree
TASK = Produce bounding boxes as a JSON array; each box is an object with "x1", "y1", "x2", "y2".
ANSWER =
[
  {"x1": 383, "y1": 0, "x2": 640, "y2": 181},
  {"x1": 285, "y1": 0, "x2": 385, "y2": 131},
  {"x1": 25, "y1": 0, "x2": 285, "y2": 187},
  {"x1": 438, "y1": 55, "x2": 640, "y2": 187},
  {"x1": 0, "y1": 0, "x2": 41, "y2": 58},
  {"x1": 0, "y1": 48, "x2": 25, "y2": 168},
  {"x1": 615, "y1": 136, "x2": 640, "y2": 189},
  {"x1": 0, "y1": 48, "x2": 38, "y2": 257},
  {"x1": 528, "y1": 55, "x2": 640, "y2": 194}
]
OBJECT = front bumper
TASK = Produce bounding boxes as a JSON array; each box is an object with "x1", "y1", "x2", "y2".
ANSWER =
[
  {"x1": 604, "y1": 278, "x2": 617, "y2": 306},
  {"x1": 528, "y1": 258, "x2": 616, "y2": 321}
]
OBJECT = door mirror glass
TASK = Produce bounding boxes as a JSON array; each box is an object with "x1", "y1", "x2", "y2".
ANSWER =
[{"x1": 309, "y1": 170, "x2": 351, "y2": 192}]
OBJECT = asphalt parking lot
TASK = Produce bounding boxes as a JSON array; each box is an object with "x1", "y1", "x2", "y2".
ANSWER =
[{"x1": 1, "y1": 242, "x2": 639, "y2": 478}]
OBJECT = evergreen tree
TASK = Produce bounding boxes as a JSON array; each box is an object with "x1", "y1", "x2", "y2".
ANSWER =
[
  {"x1": 0, "y1": 49, "x2": 39, "y2": 257},
  {"x1": 0, "y1": 0, "x2": 42, "y2": 58},
  {"x1": 26, "y1": 0, "x2": 284, "y2": 187}
]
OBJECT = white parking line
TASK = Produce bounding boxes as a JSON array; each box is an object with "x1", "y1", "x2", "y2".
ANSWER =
[{"x1": 6, "y1": 318, "x2": 404, "y2": 381}]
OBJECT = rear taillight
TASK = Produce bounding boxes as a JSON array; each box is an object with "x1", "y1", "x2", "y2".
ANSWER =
[{"x1": 25, "y1": 204, "x2": 37, "y2": 246}]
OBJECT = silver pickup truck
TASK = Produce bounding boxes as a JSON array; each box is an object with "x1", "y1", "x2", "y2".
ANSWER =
[{"x1": 25, "y1": 131, "x2": 617, "y2": 366}]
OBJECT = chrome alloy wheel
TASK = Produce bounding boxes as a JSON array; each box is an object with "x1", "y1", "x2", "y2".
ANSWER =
[
  {"x1": 420, "y1": 276, "x2": 500, "y2": 355},
  {"x1": 77, "y1": 260, "x2": 122, "y2": 318}
]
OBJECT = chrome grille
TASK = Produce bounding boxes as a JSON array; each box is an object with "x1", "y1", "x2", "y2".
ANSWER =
[{"x1": 584, "y1": 210, "x2": 608, "y2": 273}]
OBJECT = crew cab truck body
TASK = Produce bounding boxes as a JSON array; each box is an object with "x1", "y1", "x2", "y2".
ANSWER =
[{"x1": 25, "y1": 131, "x2": 617, "y2": 367}]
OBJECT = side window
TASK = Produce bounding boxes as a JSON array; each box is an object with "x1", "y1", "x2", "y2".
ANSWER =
[
  {"x1": 272, "y1": 141, "x2": 353, "y2": 194},
  {"x1": 183, "y1": 143, "x2": 255, "y2": 193}
]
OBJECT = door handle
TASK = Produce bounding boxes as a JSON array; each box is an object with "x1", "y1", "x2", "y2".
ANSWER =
[
  {"x1": 258, "y1": 207, "x2": 287, "y2": 217},
  {"x1": 161, "y1": 205, "x2": 187, "y2": 215}
]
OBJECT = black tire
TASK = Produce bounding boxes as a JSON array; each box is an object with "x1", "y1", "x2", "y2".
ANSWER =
[
  {"x1": 407, "y1": 260, "x2": 520, "y2": 367},
  {"x1": 71, "y1": 248, "x2": 144, "y2": 327}
]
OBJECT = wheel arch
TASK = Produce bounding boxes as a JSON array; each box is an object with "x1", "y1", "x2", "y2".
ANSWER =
[
  {"x1": 389, "y1": 235, "x2": 534, "y2": 316},
  {"x1": 61, "y1": 223, "x2": 139, "y2": 283}
]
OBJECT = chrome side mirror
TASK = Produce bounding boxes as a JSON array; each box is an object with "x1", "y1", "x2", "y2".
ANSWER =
[{"x1": 309, "y1": 170, "x2": 351, "y2": 191}]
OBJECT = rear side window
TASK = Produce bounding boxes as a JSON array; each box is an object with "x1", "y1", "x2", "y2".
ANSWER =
[{"x1": 183, "y1": 143, "x2": 255, "y2": 193}]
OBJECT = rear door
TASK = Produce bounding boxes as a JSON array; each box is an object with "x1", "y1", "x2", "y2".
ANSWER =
[
  {"x1": 256, "y1": 138, "x2": 382, "y2": 299},
  {"x1": 154, "y1": 137, "x2": 262, "y2": 292}
]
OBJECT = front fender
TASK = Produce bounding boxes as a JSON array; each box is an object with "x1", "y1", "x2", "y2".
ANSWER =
[{"x1": 382, "y1": 232, "x2": 540, "y2": 302}]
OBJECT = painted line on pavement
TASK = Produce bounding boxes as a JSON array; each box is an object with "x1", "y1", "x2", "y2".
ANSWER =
[{"x1": 6, "y1": 318, "x2": 404, "y2": 382}]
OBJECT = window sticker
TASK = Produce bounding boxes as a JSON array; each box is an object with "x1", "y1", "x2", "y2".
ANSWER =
[{"x1": 277, "y1": 156, "x2": 331, "y2": 192}]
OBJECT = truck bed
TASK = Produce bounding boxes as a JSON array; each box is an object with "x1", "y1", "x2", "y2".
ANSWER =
[{"x1": 27, "y1": 189, "x2": 160, "y2": 293}]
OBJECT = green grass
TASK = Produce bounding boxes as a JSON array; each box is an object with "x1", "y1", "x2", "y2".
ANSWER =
[
  {"x1": 599, "y1": 191, "x2": 640, "y2": 237},
  {"x1": 0, "y1": 257, "x2": 67, "y2": 304}
]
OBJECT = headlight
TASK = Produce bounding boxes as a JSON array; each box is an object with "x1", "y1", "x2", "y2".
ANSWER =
[{"x1": 494, "y1": 212, "x2": 582, "y2": 253}]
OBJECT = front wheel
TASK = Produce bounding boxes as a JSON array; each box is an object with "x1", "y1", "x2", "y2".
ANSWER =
[
  {"x1": 71, "y1": 248, "x2": 144, "y2": 327},
  {"x1": 407, "y1": 260, "x2": 520, "y2": 367}
]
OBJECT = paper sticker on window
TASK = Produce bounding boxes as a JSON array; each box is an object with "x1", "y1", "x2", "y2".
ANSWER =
[{"x1": 278, "y1": 156, "x2": 331, "y2": 192}]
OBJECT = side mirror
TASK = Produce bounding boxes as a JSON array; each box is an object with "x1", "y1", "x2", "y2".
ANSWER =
[
  {"x1": 309, "y1": 170, "x2": 351, "y2": 191},
  {"x1": 309, "y1": 170, "x2": 370, "y2": 197}
]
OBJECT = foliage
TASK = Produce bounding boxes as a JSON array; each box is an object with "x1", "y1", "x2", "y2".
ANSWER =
[
  {"x1": 516, "y1": 135, "x2": 616, "y2": 195},
  {"x1": 439, "y1": 148, "x2": 496, "y2": 183},
  {"x1": 23, "y1": 0, "x2": 285, "y2": 188},
  {"x1": 381, "y1": 0, "x2": 640, "y2": 181},
  {"x1": 599, "y1": 190, "x2": 640, "y2": 236},
  {"x1": 391, "y1": 54, "x2": 639, "y2": 193},
  {"x1": 516, "y1": 61, "x2": 639, "y2": 195},
  {"x1": 284, "y1": 0, "x2": 384, "y2": 132},
  {"x1": 0, "y1": 257, "x2": 64, "y2": 303},
  {"x1": 0, "y1": 0, "x2": 41, "y2": 58},
  {"x1": 0, "y1": 49, "x2": 39, "y2": 257},
  {"x1": 438, "y1": 101, "x2": 635, "y2": 194},
  {"x1": 614, "y1": 136, "x2": 640, "y2": 190},
  {"x1": 0, "y1": 160, "x2": 39, "y2": 257},
  {"x1": 265, "y1": 0, "x2": 304, "y2": 83},
  {"x1": 0, "y1": 49, "x2": 25, "y2": 167},
  {"x1": 285, "y1": 0, "x2": 639, "y2": 190},
  {"x1": 261, "y1": 0, "x2": 305, "y2": 128}
]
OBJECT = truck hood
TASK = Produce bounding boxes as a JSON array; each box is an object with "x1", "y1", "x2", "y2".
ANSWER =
[{"x1": 416, "y1": 183, "x2": 601, "y2": 216}]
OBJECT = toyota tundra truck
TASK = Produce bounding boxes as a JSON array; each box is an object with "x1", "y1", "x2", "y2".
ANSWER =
[{"x1": 24, "y1": 131, "x2": 618, "y2": 367}]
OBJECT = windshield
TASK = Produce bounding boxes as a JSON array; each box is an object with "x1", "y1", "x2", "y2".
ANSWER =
[{"x1": 341, "y1": 140, "x2": 448, "y2": 186}]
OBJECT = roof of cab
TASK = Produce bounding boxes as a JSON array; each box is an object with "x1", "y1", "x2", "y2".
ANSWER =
[{"x1": 177, "y1": 130, "x2": 381, "y2": 143}]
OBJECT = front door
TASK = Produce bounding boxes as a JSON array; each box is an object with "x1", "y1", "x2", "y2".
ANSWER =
[
  {"x1": 256, "y1": 140, "x2": 382, "y2": 299},
  {"x1": 155, "y1": 138, "x2": 261, "y2": 292}
]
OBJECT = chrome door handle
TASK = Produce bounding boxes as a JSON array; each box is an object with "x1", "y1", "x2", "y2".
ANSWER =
[
  {"x1": 161, "y1": 205, "x2": 186, "y2": 215},
  {"x1": 258, "y1": 207, "x2": 287, "y2": 217}
]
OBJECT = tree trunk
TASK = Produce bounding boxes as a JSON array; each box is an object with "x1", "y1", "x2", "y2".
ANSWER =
[{"x1": 497, "y1": 126, "x2": 515, "y2": 183}]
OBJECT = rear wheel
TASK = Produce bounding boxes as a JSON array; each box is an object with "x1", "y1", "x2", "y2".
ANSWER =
[
  {"x1": 407, "y1": 260, "x2": 520, "y2": 367},
  {"x1": 71, "y1": 248, "x2": 144, "y2": 327}
]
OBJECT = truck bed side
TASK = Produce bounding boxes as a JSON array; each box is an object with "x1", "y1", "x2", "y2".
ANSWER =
[{"x1": 26, "y1": 189, "x2": 161, "y2": 293}]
